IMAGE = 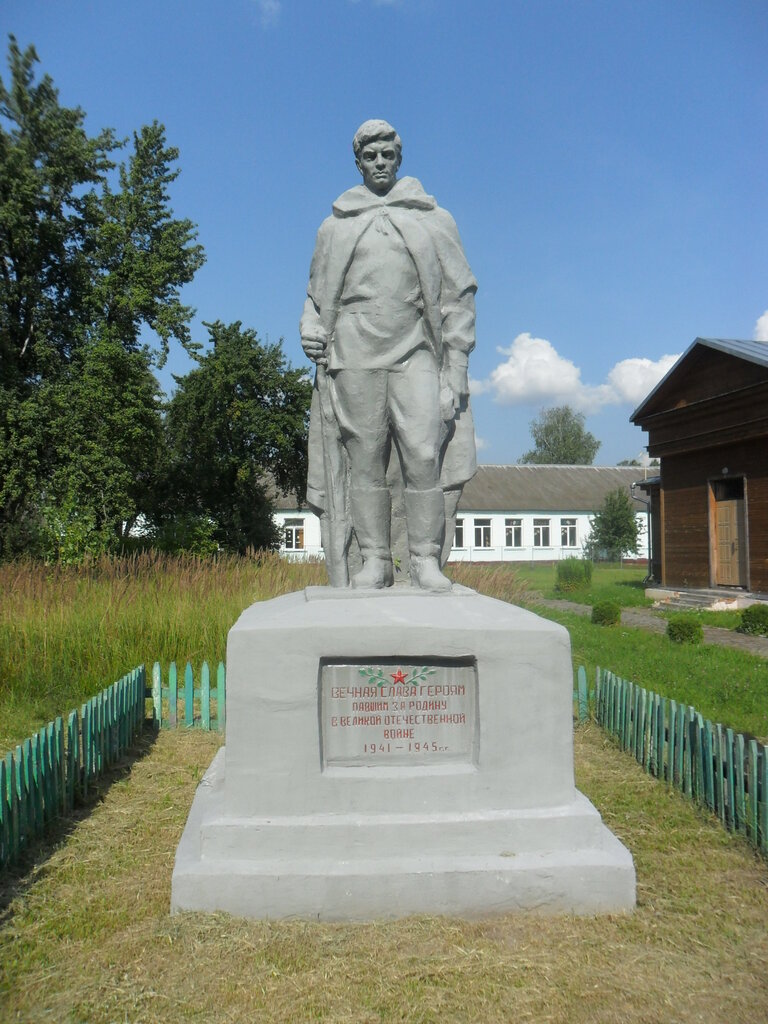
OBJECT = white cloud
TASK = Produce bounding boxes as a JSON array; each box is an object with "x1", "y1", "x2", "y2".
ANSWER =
[
  {"x1": 603, "y1": 354, "x2": 679, "y2": 406},
  {"x1": 476, "y1": 332, "x2": 679, "y2": 413},
  {"x1": 474, "y1": 433, "x2": 489, "y2": 452},
  {"x1": 754, "y1": 310, "x2": 768, "y2": 342},
  {"x1": 485, "y1": 333, "x2": 583, "y2": 404},
  {"x1": 256, "y1": 0, "x2": 281, "y2": 26}
]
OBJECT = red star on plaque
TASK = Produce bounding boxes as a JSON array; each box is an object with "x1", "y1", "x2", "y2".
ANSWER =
[{"x1": 390, "y1": 669, "x2": 408, "y2": 684}]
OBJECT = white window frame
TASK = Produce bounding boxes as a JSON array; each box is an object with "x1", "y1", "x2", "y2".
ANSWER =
[
  {"x1": 284, "y1": 518, "x2": 305, "y2": 550},
  {"x1": 533, "y1": 518, "x2": 551, "y2": 547},
  {"x1": 453, "y1": 518, "x2": 465, "y2": 548},
  {"x1": 474, "y1": 517, "x2": 492, "y2": 548},
  {"x1": 505, "y1": 517, "x2": 522, "y2": 548},
  {"x1": 560, "y1": 518, "x2": 577, "y2": 548}
]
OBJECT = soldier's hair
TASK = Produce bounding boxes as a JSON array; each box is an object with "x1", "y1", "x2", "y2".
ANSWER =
[{"x1": 352, "y1": 119, "x2": 402, "y2": 160}]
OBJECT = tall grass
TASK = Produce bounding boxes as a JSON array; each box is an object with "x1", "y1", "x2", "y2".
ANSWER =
[
  {"x1": 1, "y1": 555, "x2": 531, "y2": 752},
  {"x1": 0, "y1": 552, "x2": 326, "y2": 751},
  {"x1": 446, "y1": 562, "x2": 529, "y2": 603},
  {"x1": 5, "y1": 554, "x2": 764, "y2": 752}
]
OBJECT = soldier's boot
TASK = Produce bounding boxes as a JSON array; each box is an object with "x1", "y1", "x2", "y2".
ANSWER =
[
  {"x1": 405, "y1": 488, "x2": 452, "y2": 592},
  {"x1": 350, "y1": 487, "x2": 394, "y2": 589}
]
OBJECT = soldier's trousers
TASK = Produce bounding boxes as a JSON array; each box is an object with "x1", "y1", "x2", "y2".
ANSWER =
[{"x1": 329, "y1": 347, "x2": 442, "y2": 491}]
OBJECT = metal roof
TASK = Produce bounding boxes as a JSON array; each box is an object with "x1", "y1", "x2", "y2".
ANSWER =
[
  {"x1": 630, "y1": 337, "x2": 768, "y2": 421},
  {"x1": 695, "y1": 337, "x2": 768, "y2": 366},
  {"x1": 273, "y1": 464, "x2": 652, "y2": 513},
  {"x1": 457, "y1": 465, "x2": 651, "y2": 513}
]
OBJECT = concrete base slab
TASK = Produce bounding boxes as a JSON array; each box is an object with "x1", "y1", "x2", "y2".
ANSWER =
[
  {"x1": 171, "y1": 587, "x2": 636, "y2": 919},
  {"x1": 173, "y1": 747, "x2": 634, "y2": 919}
]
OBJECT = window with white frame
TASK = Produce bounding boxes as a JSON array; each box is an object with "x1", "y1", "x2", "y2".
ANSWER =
[
  {"x1": 505, "y1": 517, "x2": 522, "y2": 547},
  {"x1": 474, "y1": 518, "x2": 492, "y2": 547},
  {"x1": 454, "y1": 518, "x2": 465, "y2": 548},
  {"x1": 284, "y1": 518, "x2": 305, "y2": 550},
  {"x1": 533, "y1": 518, "x2": 551, "y2": 547},
  {"x1": 560, "y1": 518, "x2": 577, "y2": 547}
]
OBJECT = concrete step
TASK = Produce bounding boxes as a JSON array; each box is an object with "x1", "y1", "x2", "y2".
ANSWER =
[
  {"x1": 647, "y1": 587, "x2": 748, "y2": 611},
  {"x1": 661, "y1": 596, "x2": 720, "y2": 611}
]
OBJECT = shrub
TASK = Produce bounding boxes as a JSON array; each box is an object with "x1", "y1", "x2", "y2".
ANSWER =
[
  {"x1": 738, "y1": 603, "x2": 768, "y2": 637},
  {"x1": 555, "y1": 557, "x2": 593, "y2": 593},
  {"x1": 591, "y1": 600, "x2": 621, "y2": 626},
  {"x1": 667, "y1": 615, "x2": 703, "y2": 645}
]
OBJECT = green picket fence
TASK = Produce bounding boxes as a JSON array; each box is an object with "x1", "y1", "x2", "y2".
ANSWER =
[
  {"x1": 1, "y1": 666, "x2": 147, "y2": 870},
  {"x1": 11, "y1": 658, "x2": 763, "y2": 869},
  {"x1": 149, "y1": 661, "x2": 226, "y2": 732},
  {"x1": 1, "y1": 660, "x2": 227, "y2": 871},
  {"x1": 592, "y1": 665, "x2": 768, "y2": 857}
]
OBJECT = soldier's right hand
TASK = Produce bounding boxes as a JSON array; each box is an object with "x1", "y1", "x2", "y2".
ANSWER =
[{"x1": 301, "y1": 330, "x2": 327, "y2": 365}]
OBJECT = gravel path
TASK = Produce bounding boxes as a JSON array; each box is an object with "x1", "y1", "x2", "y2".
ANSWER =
[{"x1": 531, "y1": 598, "x2": 768, "y2": 659}]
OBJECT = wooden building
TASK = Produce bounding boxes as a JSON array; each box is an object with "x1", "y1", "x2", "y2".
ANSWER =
[{"x1": 631, "y1": 338, "x2": 768, "y2": 594}]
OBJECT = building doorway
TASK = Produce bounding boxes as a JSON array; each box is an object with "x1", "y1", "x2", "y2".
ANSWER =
[{"x1": 711, "y1": 477, "x2": 747, "y2": 587}]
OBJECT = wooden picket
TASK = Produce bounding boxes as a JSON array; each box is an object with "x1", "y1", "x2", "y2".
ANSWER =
[
  {"x1": 168, "y1": 663, "x2": 178, "y2": 729},
  {"x1": 184, "y1": 663, "x2": 194, "y2": 727},
  {"x1": 735, "y1": 732, "x2": 746, "y2": 833},
  {"x1": 748, "y1": 740, "x2": 759, "y2": 843},
  {"x1": 725, "y1": 726, "x2": 735, "y2": 829},
  {"x1": 575, "y1": 666, "x2": 589, "y2": 722},
  {"x1": 217, "y1": 661, "x2": 226, "y2": 734},
  {"x1": 593, "y1": 665, "x2": 768, "y2": 859}
]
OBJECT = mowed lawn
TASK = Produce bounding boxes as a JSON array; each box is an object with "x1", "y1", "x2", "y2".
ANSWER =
[
  {"x1": 1, "y1": 726, "x2": 767, "y2": 1023},
  {"x1": 509, "y1": 559, "x2": 653, "y2": 607}
]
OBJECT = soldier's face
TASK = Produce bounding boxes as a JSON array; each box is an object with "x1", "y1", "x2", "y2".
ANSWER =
[{"x1": 356, "y1": 139, "x2": 399, "y2": 195}]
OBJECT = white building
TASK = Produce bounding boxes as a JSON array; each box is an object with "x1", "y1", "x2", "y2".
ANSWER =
[{"x1": 273, "y1": 464, "x2": 651, "y2": 564}]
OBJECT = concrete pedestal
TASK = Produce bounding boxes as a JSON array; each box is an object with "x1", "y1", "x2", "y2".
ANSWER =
[{"x1": 171, "y1": 587, "x2": 635, "y2": 919}]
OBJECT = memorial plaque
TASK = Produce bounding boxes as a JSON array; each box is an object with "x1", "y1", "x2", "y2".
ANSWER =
[{"x1": 320, "y1": 658, "x2": 477, "y2": 768}]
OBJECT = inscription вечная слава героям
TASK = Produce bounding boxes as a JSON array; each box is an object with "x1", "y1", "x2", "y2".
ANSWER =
[{"x1": 321, "y1": 661, "x2": 477, "y2": 766}]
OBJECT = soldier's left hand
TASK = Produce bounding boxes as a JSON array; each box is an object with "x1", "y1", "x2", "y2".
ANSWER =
[{"x1": 445, "y1": 361, "x2": 469, "y2": 400}]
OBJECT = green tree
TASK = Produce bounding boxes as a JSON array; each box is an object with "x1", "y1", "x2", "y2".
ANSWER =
[
  {"x1": 618, "y1": 456, "x2": 659, "y2": 467},
  {"x1": 519, "y1": 405, "x2": 601, "y2": 465},
  {"x1": 585, "y1": 488, "x2": 639, "y2": 561},
  {"x1": 0, "y1": 37, "x2": 117, "y2": 389},
  {"x1": 163, "y1": 322, "x2": 313, "y2": 553},
  {"x1": 88, "y1": 121, "x2": 204, "y2": 364},
  {"x1": 0, "y1": 38, "x2": 204, "y2": 558},
  {"x1": 0, "y1": 37, "x2": 117, "y2": 554},
  {"x1": 41, "y1": 338, "x2": 163, "y2": 560}
]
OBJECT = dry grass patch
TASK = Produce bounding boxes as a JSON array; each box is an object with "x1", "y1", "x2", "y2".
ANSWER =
[
  {"x1": 447, "y1": 562, "x2": 529, "y2": 605},
  {"x1": 2, "y1": 727, "x2": 767, "y2": 1023}
]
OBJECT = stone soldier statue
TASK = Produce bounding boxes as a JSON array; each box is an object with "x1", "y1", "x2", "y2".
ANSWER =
[{"x1": 300, "y1": 119, "x2": 477, "y2": 591}]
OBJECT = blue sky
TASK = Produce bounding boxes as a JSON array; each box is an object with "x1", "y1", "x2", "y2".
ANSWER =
[{"x1": 4, "y1": 0, "x2": 767, "y2": 464}]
